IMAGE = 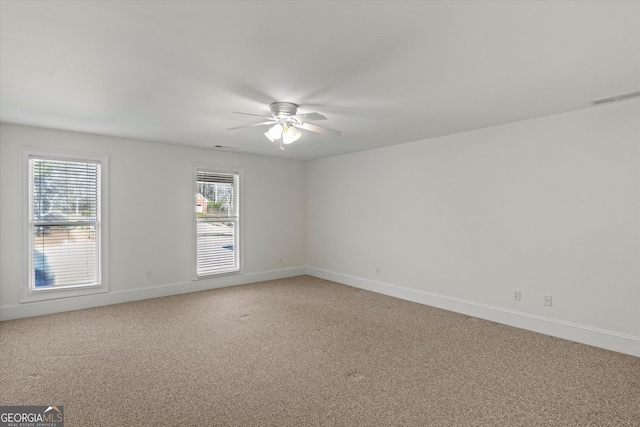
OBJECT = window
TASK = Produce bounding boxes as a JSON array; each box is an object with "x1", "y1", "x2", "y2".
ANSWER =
[
  {"x1": 195, "y1": 169, "x2": 240, "y2": 276},
  {"x1": 22, "y1": 149, "x2": 108, "y2": 301}
]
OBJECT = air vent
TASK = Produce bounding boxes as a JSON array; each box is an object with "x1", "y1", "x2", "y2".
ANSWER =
[{"x1": 589, "y1": 91, "x2": 640, "y2": 105}]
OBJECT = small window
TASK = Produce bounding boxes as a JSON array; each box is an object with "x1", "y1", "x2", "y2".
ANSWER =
[
  {"x1": 22, "y1": 149, "x2": 108, "y2": 301},
  {"x1": 195, "y1": 169, "x2": 240, "y2": 276}
]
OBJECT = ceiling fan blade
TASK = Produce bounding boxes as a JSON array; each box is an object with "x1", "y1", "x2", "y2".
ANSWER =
[
  {"x1": 298, "y1": 122, "x2": 342, "y2": 137},
  {"x1": 291, "y1": 112, "x2": 327, "y2": 121},
  {"x1": 226, "y1": 121, "x2": 275, "y2": 131},
  {"x1": 232, "y1": 111, "x2": 273, "y2": 119}
]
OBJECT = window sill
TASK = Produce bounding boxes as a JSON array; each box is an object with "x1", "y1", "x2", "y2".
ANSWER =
[
  {"x1": 192, "y1": 270, "x2": 242, "y2": 281},
  {"x1": 20, "y1": 283, "x2": 109, "y2": 303}
]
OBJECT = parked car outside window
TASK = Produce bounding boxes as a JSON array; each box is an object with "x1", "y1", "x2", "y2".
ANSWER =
[{"x1": 34, "y1": 249, "x2": 55, "y2": 287}]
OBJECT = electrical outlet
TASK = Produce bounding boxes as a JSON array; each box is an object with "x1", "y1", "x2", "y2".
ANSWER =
[
  {"x1": 145, "y1": 270, "x2": 152, "y2": 279},
  {"x1": 512, "y1": 289, "x2": 521, "y2": 301},
  {"x1": 278, "y1": 256, "x2": 283, "y2": 264},
  {"x1": 544, "y1": 295, "x2": 552, "y2": 306},
  {"x1": 375, "y1": 266, "x2": 380, "y2": 275}
]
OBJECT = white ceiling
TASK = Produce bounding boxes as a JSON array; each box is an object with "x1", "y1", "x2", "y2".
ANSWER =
[{"x1": 1, "y1": 1, "x2": 638, "y2": 160}]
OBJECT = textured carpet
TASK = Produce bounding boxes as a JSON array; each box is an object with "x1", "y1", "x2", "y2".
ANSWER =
[{"x1": 1, "y1": 275, "x2": 639, "y2": 426}]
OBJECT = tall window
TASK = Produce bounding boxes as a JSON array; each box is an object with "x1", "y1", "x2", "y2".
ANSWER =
[
  {"x1": 195, "y1": 170, "x2": 240, "y2": 276},
  {"x1": 24, "y1": 150, "x2": 107, "y2": 300}
]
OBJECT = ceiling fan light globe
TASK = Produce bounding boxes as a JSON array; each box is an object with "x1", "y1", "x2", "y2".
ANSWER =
[
  {"x1": 264, "y1": 130, "x2": 275, "y2": 142},
  {"x1": 282, "y1": 135, "x2": 302, "y2": 145},
  {"x1": 283, "y1": 125, "x2": 302, "y2": 144},
  {"x1": 290, "y1": 126, "x2": 301, "y2": 138},
  {"x1": 267, "y1": 123, "x2": 283, "y2": 140}
]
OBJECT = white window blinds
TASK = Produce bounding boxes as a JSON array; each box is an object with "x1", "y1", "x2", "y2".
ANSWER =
[
  {"x1": 29, "y1": 157, "x2": 102, "y2": 290},
  {"x1": 196, "y1": 170, "x2": 240, "y2": 276}
]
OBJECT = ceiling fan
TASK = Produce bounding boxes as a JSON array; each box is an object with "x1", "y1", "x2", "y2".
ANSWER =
[{"x1": 227, "y1": 102, "x2": 341, "y2": 151}]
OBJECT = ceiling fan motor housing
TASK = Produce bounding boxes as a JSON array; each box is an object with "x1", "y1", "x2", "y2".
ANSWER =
[{"x1": 270, "y1": 102, "x2": 299, "y2": 118}]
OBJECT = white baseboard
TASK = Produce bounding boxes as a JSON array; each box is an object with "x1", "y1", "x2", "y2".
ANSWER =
[
  {"x1": 4, "y1": 266, "x2": 638, "y2": 358},
  {"x1": 306, "y1": 267, "x2": 640, "y2": 358},
  {"x1": 0, "y1": 267, "x2": 307, "y2": 321}
]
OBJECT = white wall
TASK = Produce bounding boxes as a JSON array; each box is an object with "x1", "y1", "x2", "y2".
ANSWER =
[
  {"x1": 2, "y1": 101, "x2": 639, "y2": 356},
  {"x1": 0, "y1": 123, "x2": 307, "y2": 319},
  {"x1": 306, "y1": 100, "x2": 640, "y2": 356}
]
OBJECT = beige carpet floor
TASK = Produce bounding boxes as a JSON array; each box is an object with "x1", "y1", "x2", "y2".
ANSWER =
[{"x1": 1, "y1": 275, "x2": 639, "y2": 426}]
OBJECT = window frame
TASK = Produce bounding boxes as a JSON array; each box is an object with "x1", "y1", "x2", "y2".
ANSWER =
[
  {"x1": 20, "y1": 148, "x2": 109, "y2": 303},
  {"x1": 192, "y1": 165, "x2": 244, "y2": 279}
]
